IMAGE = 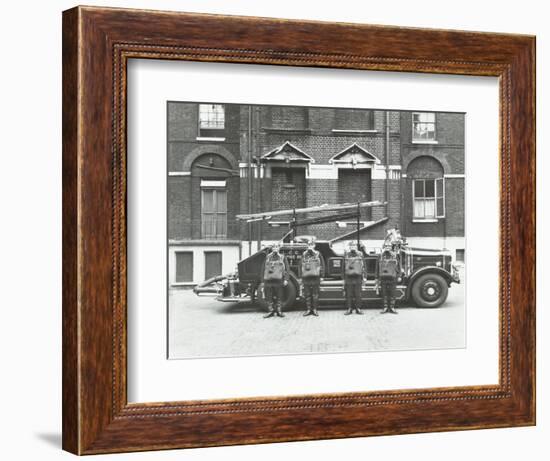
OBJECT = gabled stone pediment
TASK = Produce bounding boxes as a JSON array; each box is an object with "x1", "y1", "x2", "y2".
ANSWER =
[
  {"x1": 261, "y1": 141, "x2": 314, "y2": 163},
  {"x1": 329, "y1": 143, "x2": 380, "y2": 165}
]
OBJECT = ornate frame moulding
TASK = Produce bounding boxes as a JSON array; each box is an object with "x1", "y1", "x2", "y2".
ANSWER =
[{"x1": 62, "y1": 6, "x2": 535, "y2": 454}]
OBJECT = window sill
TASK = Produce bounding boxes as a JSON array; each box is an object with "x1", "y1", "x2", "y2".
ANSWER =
[
  {"x1": 172, "y1": 282, "x2": 196, "y2": 287},
  {"x1": 332, "y1": 129, "x2": 378, "y2": 135},
  {"x1": 412, "y1": 219, "x2": 439, "y2": 223},
  {"x1": 196, "y1": 136, "x2": 226, "y2": 142},
  {"x1": 412, "y1": 139, "x2": 439, "y2": 144},
  {"x1": 261, "y1": 127, "x2": 311, "y2": 134}
]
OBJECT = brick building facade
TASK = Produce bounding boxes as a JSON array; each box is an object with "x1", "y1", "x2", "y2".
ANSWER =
[{"x1": 168, "y1": 102, "x2": 465, "y2": 286}]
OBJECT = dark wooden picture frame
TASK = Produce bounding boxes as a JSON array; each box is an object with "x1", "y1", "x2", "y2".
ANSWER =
[{"x1": 62, "y1": 5, "x2": 535, "y2": 455}]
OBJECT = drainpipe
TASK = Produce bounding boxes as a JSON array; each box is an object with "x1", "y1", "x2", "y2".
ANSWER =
[
  {"x1": 385, "y1": 111, "x2": 390, "y2": 223},
  {"x1": 255, "y1": 106, "x2": 262, "y2": 251},
  {"x1": 399, "y1": 112, "x2": 405, "y2": 232},
  {"x1": 247, "y1": 106, "x2": 252, "y2": 256}
]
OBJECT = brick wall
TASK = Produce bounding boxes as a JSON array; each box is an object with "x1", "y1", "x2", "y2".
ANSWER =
[
  {"x1": 239, "y1": 176, "x2": 250, "y2": 241},
  {"x1": 387, "y1": 180, "x2": 401, "y2": 230},
  {"x1": 399, "y1": 110, "x2": 465, "y2": 239},
  {"x1": 334, "y1": 109, "x2": 374, "y2": 130},
  {"x1": 400, "y1": 111, "x2": 465, "y2": 174},
  {"x1": 167, "y1": 101, "x2": 197, "y2": 142},
  {"x1": 262, "y1": 106, "x2": 309, "y2": 129},
  {"x1": 258, "y1": 106, "x2": 392, "y2": 134},
  {"x1": 406, "y1": 156, "x2": 444, "y2": 179},
  {"x1": 401, "y1": 180, "x2": 464, "y2": 239},
  {"x1": 338, "y1": 170, "x2": 371, "y2": 211},
  {"x1": 226, "y1": 176, "x2": 241, "y2": 239},
  {"x1": 402, "y1": 156, "x2": 443, "y2": 237},
  {"x1": 389, "y1": 138, "x2": 401, "y2": 165},
  {"x1": 167, "y1": 101, "x2": 242, "y2": 144},
  {"x1": 371, "y1": 180, "x2": 385, "y2": 219},
  {"x1": 304, "y1": 179, "x2": 339, "y2": 239},
  {"x1": 190, "y1": 176, "x2": 201, "y2": 239},
  {"x1": 388, "y1": 111, "x2": 400, "y2": 131},
  {"x1": 306, "y1": 179, "x2": 339, "y2": 207},
  {"x1": 168, "y1": 176, "x2": 191, "y2": 240},
  {"x1": 167, "y1": 102, "x2": 242, "y2": 172},
  {"x1": 168, "y1": 104, "x2": 465, "y2": 246},
  {"x1": 307, "y1": 107, "x2": 334, "y2": 133},
  {"x1": 435, "y1": 112, "x2": 465, "y2": 145},
  {"x1": 445, "y1": 178, "x2": 465, "y2": 236},
  {"x1": 271, "y1": 168, "x2": 306, "y2": 211},
  {"x1": 402, "y1": 145, "x2": 464, "y2": 175},
  {"x1": 400, "y1": 111, "x2": 464, "y2": 145}
]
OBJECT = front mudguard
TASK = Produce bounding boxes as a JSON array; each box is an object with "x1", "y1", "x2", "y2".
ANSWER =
[{"x1": 405, "y1": 266, "x2": 454, "y2": 301}]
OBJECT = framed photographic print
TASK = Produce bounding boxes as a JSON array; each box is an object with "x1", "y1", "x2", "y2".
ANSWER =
[{"x1": 62, "y1": 6, "x2": 535, "y2": 455}]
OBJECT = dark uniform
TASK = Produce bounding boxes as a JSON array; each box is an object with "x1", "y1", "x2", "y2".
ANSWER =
[
  {"x1": 343, "y1": 247, "x2": 366, "y2": 315},
  {"x1": 300, "y1": 246, "x2": 324, "y2": 316},
  {"x1": 261, "y1": 248, "x2": 290, "y2": 318},
  {"x1": 378, "y1": 248, "x2": 399, "y2": 314}
]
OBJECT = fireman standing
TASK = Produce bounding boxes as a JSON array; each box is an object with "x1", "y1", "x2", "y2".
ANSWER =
[
  {"x1": 300, "y1": 241, "x2": 324, "y2": 317},
  {"x1": 261, "y1": 243, "x2": 290, "y2": 318},
  {"x1": 343, "y1": 241, "x2": 366, "y2": 315},
  {"x1": 377, "y1": 247, "x2": 399, "y2": 314}
]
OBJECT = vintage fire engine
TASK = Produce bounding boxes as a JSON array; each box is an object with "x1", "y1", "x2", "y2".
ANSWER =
[{"x1": 193, "y1": 201, "x2": 461, "y2": 310}]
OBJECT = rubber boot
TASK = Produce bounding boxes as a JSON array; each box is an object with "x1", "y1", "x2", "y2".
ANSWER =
[
  {"x1": 303, "y1": 298, "x2": 312, "y2": 316},
  {"x1": 276, "y1": 300, "x2": 285, "y2": 317},
  {"x1": 344, "y1": 303, "x2": 353, "y2": 315},
  {"x1": 264, "y1": 303, "x2": 275, "y2": 318},
  {"x1": 312, "y1": 296, "x2": 319, "y2": 316}
]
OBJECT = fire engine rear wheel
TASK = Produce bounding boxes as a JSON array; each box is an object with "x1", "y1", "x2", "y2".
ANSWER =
[
  {"x1": 256, "y1": 282, "x2": 298, "y2": 312},
  {"x1": 411, "y1": 273, "x2": 448, "y2": 308}
]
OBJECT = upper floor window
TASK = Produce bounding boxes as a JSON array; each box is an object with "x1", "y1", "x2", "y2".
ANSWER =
[
  {"x1": 198, "y1": 104, "x2": 225, "y2": 137},
  {"x1": 413, "y1": 178, "x2": 445, "y2": 219},
  {"x1": 412, "y1": 112, "x2": 436, "y2": 142}
]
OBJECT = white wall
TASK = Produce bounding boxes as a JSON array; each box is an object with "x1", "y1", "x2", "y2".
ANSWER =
[
  {"x1": 169, "y1": 244, "x2": 240, "y2": 285},
  {"x1": 0, "y1": 1, "x2": 546, "y2": 461}
]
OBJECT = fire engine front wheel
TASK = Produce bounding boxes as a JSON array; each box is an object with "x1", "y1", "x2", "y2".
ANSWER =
[
  {"x1": 411, "y1": 273, "x2": 449, "y2": 308},
  {"x1": 256, "y1": 282, "x2": 298, "y2": 312}
]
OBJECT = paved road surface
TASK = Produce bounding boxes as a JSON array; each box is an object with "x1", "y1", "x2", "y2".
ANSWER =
[{"x1": 169, "y1": 276, "x2": 465, "y2": 359}]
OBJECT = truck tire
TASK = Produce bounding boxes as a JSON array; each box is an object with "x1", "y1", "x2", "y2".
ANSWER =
[
  {"x1": 256, "y1": 281, "x2": 298, "y2": 312},
  {"x1": 411, "y1": 273, "x2": 449, "y2": 308}
]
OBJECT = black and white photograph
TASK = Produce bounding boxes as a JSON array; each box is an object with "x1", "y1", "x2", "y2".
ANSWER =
[
  {"x1": 3, "y1": 0, "x2": 542, "y2": 458},
  {"x1": 167, "y1": 102, "x2": 465, "y2": 359}
]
